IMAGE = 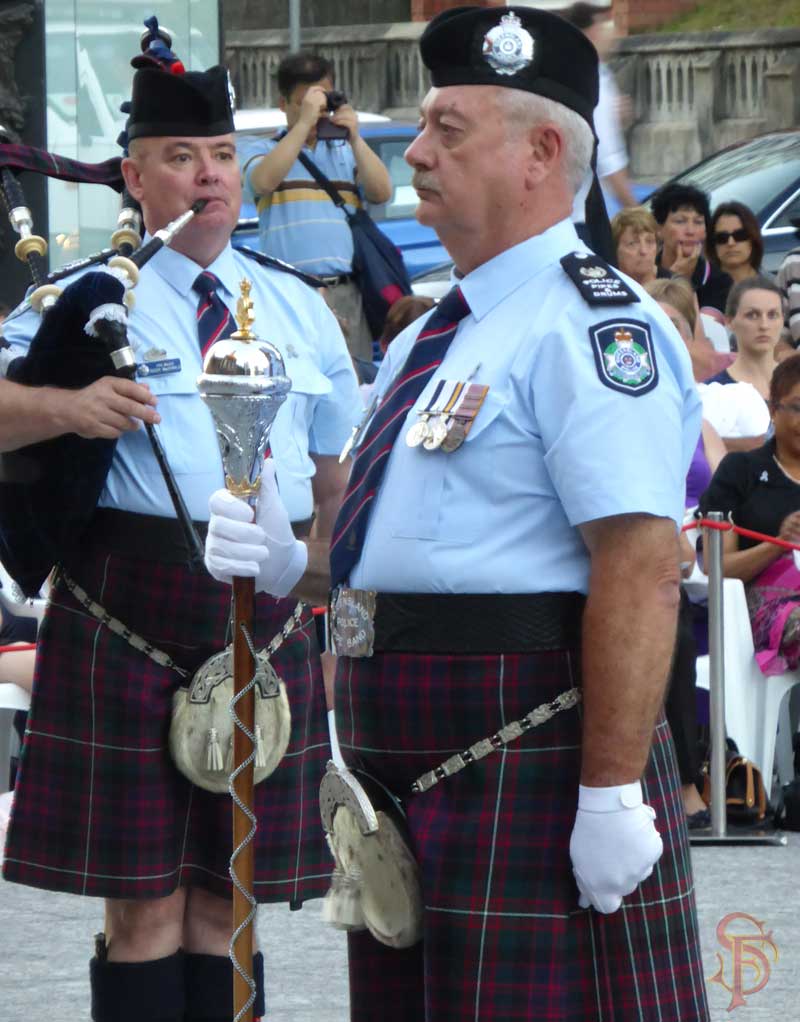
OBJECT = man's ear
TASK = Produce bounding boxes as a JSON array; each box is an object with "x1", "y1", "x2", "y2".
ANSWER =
[
  {"x1": 525, "y1": 123, "x2": 562, "y2": 189},
  {"x1": 121, "y1": 156, "x2": 144, "y2": 202}
]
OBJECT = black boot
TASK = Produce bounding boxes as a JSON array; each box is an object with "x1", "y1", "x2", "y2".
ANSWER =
[
  {"x1": 90, "y1": 934, "x2": 185, "y2": 1022},
  {"x1": 184, "y1": 951, "x2": 265, "y2": 1021}
]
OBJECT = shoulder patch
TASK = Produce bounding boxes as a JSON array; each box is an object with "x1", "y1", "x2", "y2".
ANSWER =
[
  {"x1": 236, "y1": 245, "x2": 325, "y2": 289},
  {"x1": 561, "y1": 251, "x2": 640, "y2": 306},
  {"x1": 589, "y1": 319, "x2": 658, "y2": 397}
]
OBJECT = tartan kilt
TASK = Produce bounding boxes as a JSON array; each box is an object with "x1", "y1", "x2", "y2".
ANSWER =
[
  {"x1": 2, "y1": 547, "x2": 331, "y2": 904},
  {"x1": 336, "y1": 649, "x2": 710, "y2": 1022}
]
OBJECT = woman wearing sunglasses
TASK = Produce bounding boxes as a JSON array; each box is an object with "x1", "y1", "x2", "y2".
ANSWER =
[{"x1": 708, "y1": 201, "x2": 763, "y2": 286}]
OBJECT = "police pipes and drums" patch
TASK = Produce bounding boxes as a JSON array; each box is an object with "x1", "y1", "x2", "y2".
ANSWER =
[{"x1": 589, "y1": 320, "x2": 658, "y2": 396}]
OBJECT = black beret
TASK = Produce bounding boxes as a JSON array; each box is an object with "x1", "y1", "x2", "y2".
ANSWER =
[
  {"x1": 420, "y1": 6, "x2": 599, "y2": 127},
  {"x1": 127, "y1": 65, "x2": 234, "y2": 141}
]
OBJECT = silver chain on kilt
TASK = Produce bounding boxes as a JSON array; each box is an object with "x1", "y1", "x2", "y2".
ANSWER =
[
  {"x1": 411, "y1": 687, "x2": 582, "y2": 794},
  {"x1": 61, "y1": 569, "x2": 307, "y2": 1021}
]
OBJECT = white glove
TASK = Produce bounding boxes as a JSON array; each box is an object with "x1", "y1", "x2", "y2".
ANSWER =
[
  {"x1": 569, "y1": 781, "x2": 663, "y2": 914},
  {"x1": 205, "y1": 459, "x2": 308, "y2": 598}
]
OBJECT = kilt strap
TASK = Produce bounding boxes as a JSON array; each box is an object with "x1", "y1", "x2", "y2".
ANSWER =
[
  {"x1": 60, "y1": 570, "x2": 306, "y2": 677},
  {"x1": 411, "y1": 686, "x2": 581, "y2": 793}
]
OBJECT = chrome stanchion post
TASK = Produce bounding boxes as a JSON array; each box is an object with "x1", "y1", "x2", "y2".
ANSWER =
[
  {"x1": 705, "y1": 511, "x2": 727, "y2": 837},
  {"x1": 691, "y1": 512, "x2": 787, "y2": 846}
]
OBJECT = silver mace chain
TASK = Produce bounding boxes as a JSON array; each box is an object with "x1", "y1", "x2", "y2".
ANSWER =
[{"x1": 228, "y1": 622, "x2": 261, "y2": 1022}]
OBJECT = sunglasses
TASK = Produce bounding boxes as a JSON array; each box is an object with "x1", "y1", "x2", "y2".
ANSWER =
[{"x1": 713, "y1": 228, "x2": 750, "y2": 245}]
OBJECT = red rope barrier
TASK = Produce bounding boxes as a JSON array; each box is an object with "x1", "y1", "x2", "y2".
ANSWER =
[
  {"x1": 684, "y1": 517, "x2": 800, "y2": 554},
  {"x1": 0, "y1": 643, "x2": 36, "y2": 654}
]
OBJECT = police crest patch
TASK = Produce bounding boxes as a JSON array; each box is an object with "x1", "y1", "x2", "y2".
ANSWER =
[{"x1": 589, "y1": 319, "x2": 658, "y2": 396}]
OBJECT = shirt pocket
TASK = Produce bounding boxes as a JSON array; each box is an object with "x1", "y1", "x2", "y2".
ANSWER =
[{"x1": 390, "y1": 389, "x2": 507, "y2": 542}]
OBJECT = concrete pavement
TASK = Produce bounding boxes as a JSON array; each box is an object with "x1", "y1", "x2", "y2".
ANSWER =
[{"x1": 2, "y1": 835, "x2": 798, "y2": 1021}]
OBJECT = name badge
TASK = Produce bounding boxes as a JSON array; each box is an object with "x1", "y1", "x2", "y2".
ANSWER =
[{"x1": 138, "y1": 357, "x2": 182, "y2": 378}]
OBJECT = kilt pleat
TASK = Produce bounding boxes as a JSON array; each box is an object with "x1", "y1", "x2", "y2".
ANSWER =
[
  {"x1": 337, "y1": 650, "x2": 709, "y2": 1022},
  {"x1": 3, "y1": 548, "x2": 331, "y2": 903}
]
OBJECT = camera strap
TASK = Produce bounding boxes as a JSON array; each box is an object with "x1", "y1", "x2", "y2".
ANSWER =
[{"x1": 296, "y1": 150, "x2": 350, "y2": 213}]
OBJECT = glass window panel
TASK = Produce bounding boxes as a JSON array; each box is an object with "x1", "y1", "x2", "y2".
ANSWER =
[{"x1": 45, "y1": 0, "x2": 219, "y2": 267}]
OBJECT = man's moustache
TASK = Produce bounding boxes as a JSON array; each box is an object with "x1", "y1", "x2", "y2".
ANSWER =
[{"x1": 413, "y1": 175, "x2": 440, "y2": 194}]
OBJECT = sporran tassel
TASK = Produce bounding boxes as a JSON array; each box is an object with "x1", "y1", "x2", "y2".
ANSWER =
[
  {"x1": 322, "y1": 836, "x2": 365, "y2": 930},
  {"x1": 206, "y1": 728, "x2": 224, "y2": 772},
  {"x1": 254, "y1": 724, "x2": 267, "y2": 769}
]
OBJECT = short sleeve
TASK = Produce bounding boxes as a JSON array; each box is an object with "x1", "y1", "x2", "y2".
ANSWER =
[
  {"x1": 308, "y1": 301, "x2": 361, "y2": 455},
  {"x1": 0, "y1": 299, "x2": 39, "y2": 373},
  {"x1": 532, "y1": 299, "x2": 699, "y2": 528},
  {"x1": 698, "y1": 452, "x2": 752, "y2": 518},
  {"x1": 240, "y1": 138, "x2": 276, "y2": 203}
]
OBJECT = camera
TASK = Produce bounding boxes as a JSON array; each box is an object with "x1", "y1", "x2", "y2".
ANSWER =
[{"x1": 317, "y1": 90, "x2": 349, "y2": 141}]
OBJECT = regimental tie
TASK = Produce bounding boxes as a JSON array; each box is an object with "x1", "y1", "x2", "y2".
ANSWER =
[
  {"x1": 329, "y1": 285, "x2": 471, "y2": 587},
  {"x1": 193, "y1": 271, "x2": 235, "y2": 357}
]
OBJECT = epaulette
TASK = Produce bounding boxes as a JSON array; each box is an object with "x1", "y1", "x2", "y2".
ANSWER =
[
  {"x1": 237, "y1": 246, "x2": 325, "y2": 289},
  {"x1": 560, "y1": 251, "x2": 640, "y2": 306}
]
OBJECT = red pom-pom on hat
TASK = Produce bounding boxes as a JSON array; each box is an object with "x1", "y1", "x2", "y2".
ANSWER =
[{"x1": 170, "y1": 60, "x2": 185, "y2": 75}]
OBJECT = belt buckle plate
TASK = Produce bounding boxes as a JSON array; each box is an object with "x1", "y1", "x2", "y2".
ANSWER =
[{"x1": 330, "y1": 587, "x2": 377, "y2": 658}]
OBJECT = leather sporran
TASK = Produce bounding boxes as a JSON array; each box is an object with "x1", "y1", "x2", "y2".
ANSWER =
[
  {"x1": 319, "y1": 761, "x2": 423, "y2": 949},
  {"x1": 170, "y1": 646, "x2": 291, "y2": 794}
]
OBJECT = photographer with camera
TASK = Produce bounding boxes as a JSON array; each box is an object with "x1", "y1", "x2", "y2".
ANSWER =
[{"x1": 243, "y1": 53, "x2": 392, "y2": 361}]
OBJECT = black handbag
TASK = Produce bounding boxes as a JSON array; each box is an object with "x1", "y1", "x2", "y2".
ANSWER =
[{"x1": 296, "y1": 150, "x2": 412, "y2": 339}]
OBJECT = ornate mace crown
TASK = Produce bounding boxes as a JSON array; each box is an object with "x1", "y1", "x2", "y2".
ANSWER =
[{"x1": 197, "y1": 279, "x2": 291, "y2": 501}]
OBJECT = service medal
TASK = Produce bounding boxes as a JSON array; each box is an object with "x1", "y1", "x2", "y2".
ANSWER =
[
  {"x1": 406, "y1": 419, "x2": 431, "y2": 447},
  {"x1": 423, "y1": 416, "x2": 449, "y2": 451}
]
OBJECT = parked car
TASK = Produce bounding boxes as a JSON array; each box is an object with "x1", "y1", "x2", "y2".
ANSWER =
[
  {"x1": 662, "y1": 130, "x2": 800, "y2": 274},
  {"x1": 233, "y1": 112, "x2": 449, "y2": 277}
]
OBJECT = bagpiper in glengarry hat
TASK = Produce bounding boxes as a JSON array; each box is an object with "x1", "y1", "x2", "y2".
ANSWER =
[{"x1": 419, "y1": 5, "x2": 613, "y2": 260}]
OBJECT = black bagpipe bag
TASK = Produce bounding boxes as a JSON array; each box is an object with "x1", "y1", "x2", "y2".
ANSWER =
[{"x1": 0, "y1": 272, "x2": 128, "y2": 596}]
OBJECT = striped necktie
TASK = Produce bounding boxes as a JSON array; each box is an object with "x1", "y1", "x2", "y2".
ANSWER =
[
  {"x1": 329, "y1": 285, "x2": 471, "y2": 588},
  {"x1": 193, "y1": 271, "x2": 234, "y2": 357}
]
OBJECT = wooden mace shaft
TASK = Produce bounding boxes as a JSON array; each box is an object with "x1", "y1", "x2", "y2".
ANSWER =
[{"x1": 232, "y1": 575, "x2": 256, "y2": 1022}]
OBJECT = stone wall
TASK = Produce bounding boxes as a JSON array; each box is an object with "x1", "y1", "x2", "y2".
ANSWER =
[
  {"x1": 611, "y1": 28, "x2": 800, "y2": 178},
  {"x1": 226, "y1": 23, "x2": 428, "y2": 115},
  {"x1": 228, "y1": 24, "x2": 800, "y2": 182}
]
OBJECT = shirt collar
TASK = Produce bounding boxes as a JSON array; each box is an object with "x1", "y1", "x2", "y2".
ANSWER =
[
  {"x1": 458, "y1": 219, "x2": 584, "y2": 322},
  {"x1": 145, "y1": 235, "x2": 239, "y2": 300}
]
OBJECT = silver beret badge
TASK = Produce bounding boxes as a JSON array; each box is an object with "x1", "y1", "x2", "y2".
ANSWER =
[{"x1": 482, "y1": 11, "x2": 534, "y2": 76}]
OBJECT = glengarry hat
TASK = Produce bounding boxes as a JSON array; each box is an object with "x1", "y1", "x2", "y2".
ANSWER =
[
  {"x1": 419, "y1": 5, "x2": 599, "y2": 127},
  {"x1": 127, "y1": 64, "x2": 235, "y2": 141}
]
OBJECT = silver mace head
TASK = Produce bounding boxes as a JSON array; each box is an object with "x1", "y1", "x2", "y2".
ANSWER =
[{"x1": 197, "y1": 277, "x2": 291, "y2": 505}]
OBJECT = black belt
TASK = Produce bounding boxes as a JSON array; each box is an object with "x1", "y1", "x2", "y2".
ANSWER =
[
  {"x1": 78, "y1": 509, "x2": 313, "y2": 564},
  {"x1": 331, "y1": 590, "x2": 585, "y2": 655},
  {"x1": 318, "y1": 273, "x2": 353, "y2": 286}
]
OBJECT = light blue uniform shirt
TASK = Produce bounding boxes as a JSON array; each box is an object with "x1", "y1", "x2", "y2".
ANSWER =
[
  {"x1": 349, "y1": 219, "x2": 701, "y2": 595},
  {"x1": 2, "y1": 243, "x2": 361, "y2": 523},
  {"x1": 241, "y1": 138, "x2": 360, "y2": 276}
]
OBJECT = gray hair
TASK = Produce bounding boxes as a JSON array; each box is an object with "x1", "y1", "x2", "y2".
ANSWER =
[{"x1": 495, "y1": 89, "x2": 594, "y2": 194}]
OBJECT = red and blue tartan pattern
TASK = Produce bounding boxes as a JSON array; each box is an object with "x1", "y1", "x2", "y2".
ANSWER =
[
  {"x1": 3, "y1": 549, "x2": 332, "y2": 904},
  {"x1": 0, "y1": 143, "x2": 124, "y2": 191},
  {"x1": 336, "y1": 650, "x2": 709, "y2": 1022}
]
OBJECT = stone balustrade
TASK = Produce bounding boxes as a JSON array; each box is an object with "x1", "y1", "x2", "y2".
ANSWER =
[{"x1": 226, "y1": 25, "x2": 800, "y2": 179}]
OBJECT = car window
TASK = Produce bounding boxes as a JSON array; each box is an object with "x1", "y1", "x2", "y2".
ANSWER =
[
  {"x1": 675, "y1": 134, "x2": 800, "y2": 219},
  {"x1": 768, "y1": 188, "x2": 800, "y2": 230},
  {"x1": 366, "y1": 138, "x2": 418, "y2": 222}
]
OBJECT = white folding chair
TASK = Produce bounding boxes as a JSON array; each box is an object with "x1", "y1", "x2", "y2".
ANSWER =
[
  {"x1": 0, "y1": 559, "x2": 48, "y2": 625},
  {"x1": 0, "y1": 683, "x2": 31, "y2": 794},
  {"x1": 694, "y1": 577, "x2": 800, "y2": 798}
]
